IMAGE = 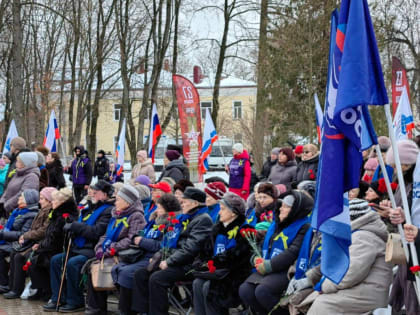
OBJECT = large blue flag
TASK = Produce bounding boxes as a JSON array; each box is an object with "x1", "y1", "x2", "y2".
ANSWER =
[{"x1": 312, "y1": 0, "x2": 388, "y2": 285}]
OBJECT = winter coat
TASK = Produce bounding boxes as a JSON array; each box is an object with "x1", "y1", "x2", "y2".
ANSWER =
[
  {"x1": 308, "y1": 211, "x2": 392, "y2": 315},
  {"x1": 69, "y1": 200, "x2": 113, "y2": 258},
  {"x1": 268, "y1": 160, "x2": 297, "y2": 188},
  {"x1": 194, "y1": 216, "x2": 253, "y2": 308},
  {"x1": 260, "y1": 157, "x2": 277, "y2": 180},
  {"x1": 21, "y1": 205, "x2": 51, "y2": 242},
  {"x1": 46, "y1": 159, "x2": 66, "y2": 189},
  {"x1": 293, "y1": 154, "x2": 319, "y2": 184},
  {"x1": 69, "y1": 146, "x2": 92, "y2": 185},
  {"x1": 39, "y1": 166, "x2": 49, "y2": 191},
  {"x1": 228, "y1": 150, "x2": 251, "y2": 200},
  {"x1": 0, "y1": 205, "x2": 39, "y2": 252},
  {"x1": 0, "y1": 166, "x2": 40, "y2": 213},
  {"x1": 94, "y1": 156, "x2": 110, "y2": 180},
  {"x1": 131, "y1": 159, "x2": 156, "y2": 183},
  {"x1": 158, "y1": 159, "x2": 190, "y2": 184},
  {"x1": 0, "y1": 164, "x2": 9, "y2": 196},
  {"x1": 166, "y1": 206, "x2": 213, "y2": 268},
  {"x1": 95, "y1": 200, "x2": 146, "y2": 256}
]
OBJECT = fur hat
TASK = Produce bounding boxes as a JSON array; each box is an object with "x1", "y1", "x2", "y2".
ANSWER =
[
  {"x1": 10, "y1": 137, "x2": 26, "y2": 151},
  {"x1": 22, "y1": 189, "x2": 39, "y2": 207},
  {"x1": 386, "y1": 139, "x2": 419, "y2": 165},
  {"x1": 17, "y1": 152, "x2": 38, "y2": 168},
  {"x1": 378, "y1": 136, "x2": 391, "y2": 152},
  {"x1": 157, "y1": 194, "x2": 181, "y2": 213},
  {"x1": 40, "y1": 187, "x2": 57, "y2": 202},
  {"x1": 52, "y1": 187, "x2": 73, "y2": 203},
  {"x1": 349, "y1": 198, "x2": 371, "y2": 221},
  {"x1": 364, "y1": 158, "x2": 379, "y2": 171},
  {"x1": 165, "y1": 150, "x2": 181, "y2": 161},
  {"x1": 204, "y1": 182, "x2": 227, "y2": 200},
  {"x1": 118, "y1": 184, "x2": 139, "y2": 205},
  {"x1": 173, "y1": 179, "x2": 194, "y2": 193},
  {"x1": 91, "y1": 180, "x2": 114, "y2": 197},
  {"x1": 280, "y1": 147, "x2": 295, "y2": 161},
  {"x1": 220, "y1": 192, "x2": 246, "y2": 216},
  {"x1": 182, "y1": 187, "x2": 206, "y2": 204},
  {"x1": 258, "y1": 183, "x2": 278, "y2": 199},
  {"x1": 233, "y1": 143, "x2": 244, "y2": 154}
]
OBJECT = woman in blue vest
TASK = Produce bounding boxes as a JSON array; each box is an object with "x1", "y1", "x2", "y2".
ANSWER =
[
  {"x1": 43, "y1": 180, "x2": 114, "y2": 312},
  {"x1": 204, "y1": 181, "x2": 227, "y2": 222},
  {"x1": 144, "y1": 181, "x2": 172, "y2": 223},
  {"x1": 85, "y1": 184, "x2": 146, "y2": 315},
  {"x1": 112, "y1": 193, "x2": 181, "y2": 315},
  {"x1": 239, "y1": 190, "x2": 314, "y2": 315},
  {"x1": 193, "y1": 192, "x2": 253, "y2": 314}
]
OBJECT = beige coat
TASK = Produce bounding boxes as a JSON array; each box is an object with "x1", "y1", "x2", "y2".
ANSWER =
[
  {"x1": 131, "y1": 159, "x2": 156, "y2": 183},
  {"x1": 307, "y1": 211, "x2": 392, "y2": 315}
]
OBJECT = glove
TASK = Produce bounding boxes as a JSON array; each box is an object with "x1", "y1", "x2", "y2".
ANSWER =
[
  {"x1": 63, "y1": 223, "x2": 73, "y2": 232},
  {"x1": 96, "y1": 251, "x2": 104, "y2": 260},
  {"x1": 286, "y1": 277, "x2": 311, "y2": 295},
  {"x1": 255, "y1": 259, "x2": 272, "y2": 275}
]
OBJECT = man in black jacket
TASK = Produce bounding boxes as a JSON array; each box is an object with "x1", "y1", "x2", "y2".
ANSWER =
[
  {"x1": 260, "y1": 147, "x2": 280, "y2": 180},
  {"x1": 94, "y1": 150, "x2": 110, "y2": 181},
  {"x1": 132, "y1": 187, "x2": 213, "y2": 315},
  {"x1": 43, "y1": 180, "x2": 114, "y2": 312}
]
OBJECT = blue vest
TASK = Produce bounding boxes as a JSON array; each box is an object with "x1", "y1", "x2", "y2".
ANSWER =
[
  {"x1": 0, "y1": 208, "x2": 31, "y2": 245},
  {"x1": 143, "y1": 220, "x2": 163, "y2": 240},
  {"x1": 295, "y1": 229, "x2": 321, "y2": 280},
  {"x1": 208, "y1": 203, "x2": 220, "y2": 223},
  {"x1": 102, "y1": 213, "x2": 131, "y2": 251},
  {"x1": 144, "y1": 203, "x2": 157, "y2": 223},
  {"x1": 74, "y1": 204, "x2": 109, "y2": 248}
]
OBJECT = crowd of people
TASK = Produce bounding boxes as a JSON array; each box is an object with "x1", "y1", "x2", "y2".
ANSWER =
[{"x1": 0, "y1": 134, "x2": 419, "y2": 315}]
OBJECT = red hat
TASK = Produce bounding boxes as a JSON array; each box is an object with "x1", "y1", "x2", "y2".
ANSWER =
[
  {"x1": 294, "y1": 145, "x2": 303, "y2": 155},
  {"x1": 149, "y1": 182, "x2": 172, "y2": 193},
  {"x1": 204, "y1": 181, "x2": 227, "y2": 200}
]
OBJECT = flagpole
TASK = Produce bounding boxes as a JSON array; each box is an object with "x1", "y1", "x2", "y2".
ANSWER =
[
  {"x1": 218, "y1": 140, "x2": 227, "y2": 167},
  {"x1": 384, "y1": 103, "x2": 420, "y2": 301},
  {"x1": 59, "y1": 138, "x2": 68, "y2": 167},
  {"x1": 375, "y1": 144, "x2": 409, "y2": 259}
]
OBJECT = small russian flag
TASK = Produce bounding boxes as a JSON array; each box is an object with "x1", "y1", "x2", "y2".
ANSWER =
[
  {"x1": 43, "y1": 110, "x2": 61, "y2": 152},
  {"x1": 148, "y1": 104, "x2": 162, "y2": 163},
  {"x1": 199, "y1": 108, "x2": 218, "y2": 173}
]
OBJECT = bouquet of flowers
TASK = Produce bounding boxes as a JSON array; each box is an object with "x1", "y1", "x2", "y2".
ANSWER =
[
  {"x1": 161, "y1": 212, "x2": 179, "y2": 261},
  {"x1": 240, "y1": 227, "x2": 262, "y2": 259}
]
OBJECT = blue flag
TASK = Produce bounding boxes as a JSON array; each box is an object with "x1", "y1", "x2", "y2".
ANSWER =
[{"x1": 312, "y1": 0, "x2": 388, "y2": 285}]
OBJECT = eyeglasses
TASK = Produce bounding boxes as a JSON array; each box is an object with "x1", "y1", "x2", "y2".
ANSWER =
[{"x1": 303, "y1": 151, "x2": 311, "y2": 154}]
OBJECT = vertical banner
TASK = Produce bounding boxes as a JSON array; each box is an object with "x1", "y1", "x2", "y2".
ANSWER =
[
  {"x1": 172, "y1": 74, "x2": 203, "y2": 183},
  {"x1": 392, "y1": 56, "x2": 410, "y2": 117}
]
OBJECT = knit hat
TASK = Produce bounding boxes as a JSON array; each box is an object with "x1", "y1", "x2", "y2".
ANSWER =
[
  {"x1": 281, "y1": 195, "x2": 295, "y2": 207},
  {"x1": 36, "y1": 151, "x2": 46, "y2": 166},
  {"x1": 167, "y1": 144, "x2": 183, "y2": 155},
  {"x1": 364, "y1": 158, "x2": 379, "y2": 171},
  {"x1": 294, "y1": 145, "x2": 304, "y2": 155},
  {"x1": 10, "y1": 137, "x2": 26, "y2": 151},
  {"x1": 0, "y1": 158, "x2": 5, "y2": 167},
  {"x1": 52, "y1": 187, "x2": 73, "y2": 203},
  {"x1": 165, "y1": 150, "x2": 181, "y2": 161},
  {"x1": 182, "y1": 187, "x2": 206, "y2": 204},
  {"x1": 378, "y1": 136, "x2": 391, "y2": 152},
  {"x1": 134, "y1": 184, "x2": 151, "y2": 200},
  {"x1": 271, "y1": 147, "x2": 281, "y2": 156},
  {"x1": 157, "y1": 194, "x2": 182, "y2": 213},
  {"x1": 280, "y1": 147, "x2": 295, "y2": 162},
  {"x1": 204, "y1": 182, "x2": 227, "y2": 200},
  {"x1": 97, "y1": 149, "x2": 106, "y2": 156},
  {"x1": 134, "y1": 175, "x2": 151, "y2": 187},
  {"x1": 40, "y1": 187, "x2": 57, "y2": 202},
  {"x1": 386, "y1": 139, "x2": 419, "y2": 165},
  {"x1": 173, "y1": 179, "x2": 194, "y2": 193},
  {"x1": 118, "y1": 184, "x2": 140, "y2": 205},
  {"x1": 18, "y1": 152, "x2": 38, "y2": 168},
  {"x1": 112, "y1": 182, "x2": 124, "y2": 193},
  {"x1": 149, "y1": 182, "x2": 172, "y2": 193},
  {"x1": 233, "y1": 143, "x2": 244, "y2": 154},
  {"x1": 349, "y1": 198, "x2": 371, "y2": 221},
  {"x1": 136, "y1": 150, "x2": 148, "y2": 160},
  {"x1": 258, "y1": 183, "x2": 278, "y2": 199},
  {"x1": 22, "y1": 189, "x2": 40, "y2": 207},
  {"x1": 220, "y1": 192, "x2": 246, "y2": 216},
  {"x1": 91, "y1": 180, "x2": 114, "y2": 197}
]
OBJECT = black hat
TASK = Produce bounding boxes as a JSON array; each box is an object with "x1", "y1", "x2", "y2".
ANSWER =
[
  {"x1": 167, "y1": 144, "x2": 183, "y2": 155},
  {"x1": 97, "y1": 150, "x2": 106, "y2": 155},
  {"x1": 173, "y1": 179, "x2": 194, "y2": 193},
  {"x1": 91, "y1": 180, "x2": 114, "y2": 197},
  {"x1": 182, "y1": 187, "x2": 206, "y2": 204},
  {"x1": 157, "y1": 194, "x2": 182, "y2": 213}
]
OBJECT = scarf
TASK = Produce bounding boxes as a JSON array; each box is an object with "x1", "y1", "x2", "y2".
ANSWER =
[
  {"x1": 245, "y1": 208, "x2": 257, "y2": 227},
  {"x1": 0, "y1": 208, "x2": 31, "y2": 244},
  {"x1": 144, "y1": 202, "x2": 157, "y2": 223},
  {"x1": 213, "y1": 225, "x2": 240, "y2": 256},
  {"x1": 262, "y1": 217, "x2": 308, "y2": 259},
  {"x1": 74, "y1": 204, "x2": 109, "y2": 248},
  {"x1": 102, "y1": 213, "x2": 131, "y2": 251},
  {"x1": 295, "y1": 229, "x2": 321, "y2": 280}
]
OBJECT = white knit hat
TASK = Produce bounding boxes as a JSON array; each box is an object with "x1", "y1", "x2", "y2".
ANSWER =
[{"x1": 233, "y1": 143, "x2": 244, "y2": 153}]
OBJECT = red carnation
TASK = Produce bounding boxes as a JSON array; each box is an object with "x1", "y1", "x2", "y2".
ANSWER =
[
  {"x1": 0, "y1": 225, "x2": 3, "y2": 230},
  {"x1": 171, "y1": 218, "x2": 179, "y2": 224},
  {"x1": 158, "y1": 224, "x2": 166, "y2": 232},
  {"x1": 240, "y1": 229, "x2": 247, "y2": 237},
  {"x1": 167, "y1": 217, "x2": 171, "y2": 221},
  {"x1": 22, "y1": 264, "x2": 29, "y2": 271},
  {"x1": 168, "y1": 226, "x2": 174, "y2": 232},
  {"x1": 168, "y1": 212, "x2": 176, "y2": 217},
  {"x1": 255, "y1": 257, "x2": 264, "y2": 265},
  {"x1": 410, "y1": 265, "x2": 420, "y2": 274},
  {"x1": 207, "y1": 260, "x2": 216, "y2": 273},
  {"x1": 26, "y1": 261, "x2": 32, "y2": 267},
  {"x1": 378, "y1": 178, "x2": 388, "y2": 194},
  {"x1": 390, "y1": 182, "x2": 398, "y2": 191},
  {"x1": 62, "y1": 213, "x2": 70, "y2": 219},
  {"x1": 308, "y1": 169, "x2": 315, "y2": 180},
  {"x1": 109, "y1": 248, "x2": 116, "y2": 256}
]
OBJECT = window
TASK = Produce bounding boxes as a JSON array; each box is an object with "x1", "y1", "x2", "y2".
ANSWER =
[
  {"x1": 200, "y1": 101, "x2": 212, "y2": 119},
  {"x1": 113, "y1": 104, "x2": 122, "y2": 121},
  {"x1": 233, "y1": 101, "x2": 242, "y2": 119}
]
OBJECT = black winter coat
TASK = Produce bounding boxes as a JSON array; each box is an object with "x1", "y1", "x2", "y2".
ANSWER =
[
  {"x1": 94, "y1": 156, "x2": 110, "y2": 180},
  {"x1": 293, "y1": 154, "x2": 319, "y2": 185},
  {"x1": 158, "y1": 159, "x2": 190, "y2": 183},
  {"x1": 260, "y1": 157, "x2": 277, "y2": 180},
  {"x1": 46, "y1": 159, "x2": 66, "y2": 189},
  {"x1": 166, "y1": 206, "x2": 212, "y2": 268},
  {"x1": 69, "y1": 200, "x2": 113, "y2": 258}
]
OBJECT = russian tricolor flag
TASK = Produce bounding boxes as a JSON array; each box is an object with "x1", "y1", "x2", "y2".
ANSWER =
[
  {"x1": 115, "y1": 118, "x2": 126, "y2": 176},
  {"x1": 199, "y1": 108, "x2": 218, "y2": 173},
  {"x1": 314, "y1": 93, "x2": 324, "y2": 144},
  {"x1": 43, "y1": 110, "x2": 61, "y2": 152},
  {"x1": 148, "y1": 104, "x2": 162, "y2": 163}
]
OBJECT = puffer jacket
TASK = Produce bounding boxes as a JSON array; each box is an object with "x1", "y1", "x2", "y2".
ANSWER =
[
  {"x1": 69, "y1": 200, "x2": 113, "y2": 258},
  {"x1": 0, "y1": 164, "x2": 9, "y2": 196},
  {"x1": 131, "y1": 159, "x2": 156, "y2": 183},
  {"x1": 95, "y1": 200, "x2": 146, "y2": 255},
  {"x1": 293, "y1": 154, "x2": 319, "y2": 184},
  {"x1": 166, "y1": 206, "x2": 213, "y2": 268},
  {"x1": 308, "y1": 211, "x2": 392, "y2": 315},
  {"x1": 46, "y1": 159, "x2": 66, "y2": 189},
  {"x1": 158, "y1": 159, "x2": 190, "y2": 183},
  {"x1": 0, "y1": 166, "x2": 40, "y2": 213},
  {"x1": 268, "y1": 160, "x2": 297, "y2": 188}
]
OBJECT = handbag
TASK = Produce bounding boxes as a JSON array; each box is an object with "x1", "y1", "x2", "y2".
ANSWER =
[
  {"x1": 12, "y1": 241, "x2": 34, "y2": 253},
  {"x1": 385, "y1": 233, "x2": 407, "y2": 265},
  {"x1": 91, "y1": 256, "x2": 119, "y2": 291},
  {"x1": 118, "y1": 246, "x2": 144, "y2": 264}
]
